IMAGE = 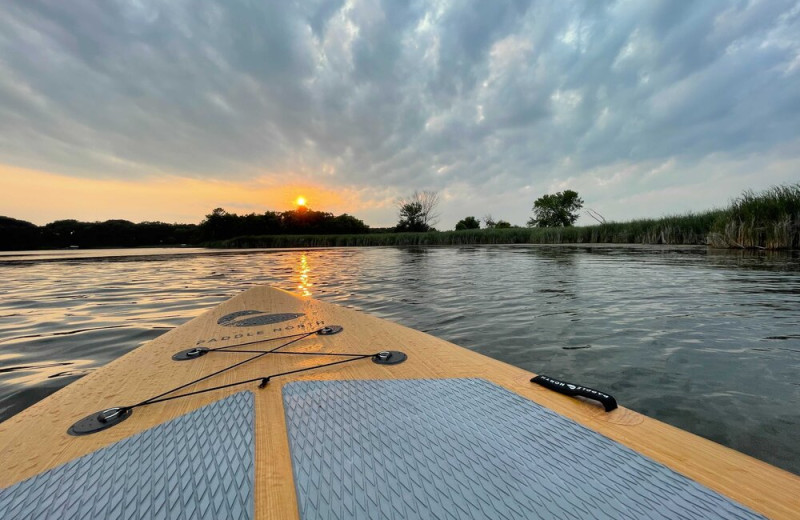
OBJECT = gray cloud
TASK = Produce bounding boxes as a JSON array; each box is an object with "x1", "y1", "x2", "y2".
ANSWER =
[{"x1": 1, "y1": 0, "x2": 799, "y2": 225}]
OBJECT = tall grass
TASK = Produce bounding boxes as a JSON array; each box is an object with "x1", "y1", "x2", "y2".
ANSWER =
[
  {"x1": 211, "y1": 211, "x2": 721, "y2": 248},
  {"x1": 709, "y1": 184, "x2": 800, "y2": 250}
]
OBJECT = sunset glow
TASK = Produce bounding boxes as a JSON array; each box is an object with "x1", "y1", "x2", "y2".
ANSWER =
[
  {"x1": 0, "y1": 164, "x2": 393, "y2": 225},
  {"x1": 296, "y1": 196, "x2": 307, "y2": 207}
]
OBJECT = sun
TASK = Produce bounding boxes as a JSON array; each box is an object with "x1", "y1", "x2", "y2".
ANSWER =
[{"x1": 295, "y1": 196, "x2": 307, "y2": 207}]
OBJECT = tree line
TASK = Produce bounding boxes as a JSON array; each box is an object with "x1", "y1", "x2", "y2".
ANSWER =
[
  {"x1": 199, "y1": 207, "x2": 369, "y2": 241},
  {"x1": 0, "y1": 216, "x2": 199, "y2": 250},
  {"x1": 1, "y1": 189, "x2": 587, "y2": 250},
  {"x1": 0, "y1": 207, "x2": 369, "y2": 250}
]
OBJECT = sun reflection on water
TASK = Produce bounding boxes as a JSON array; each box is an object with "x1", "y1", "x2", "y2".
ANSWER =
[{"x1": 297, "y1": 253, "x2": 313, "y2": 296}]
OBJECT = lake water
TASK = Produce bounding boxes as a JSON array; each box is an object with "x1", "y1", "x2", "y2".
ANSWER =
[{"x1": 1, "y1": 245, "x2": 799, "y2": 475}]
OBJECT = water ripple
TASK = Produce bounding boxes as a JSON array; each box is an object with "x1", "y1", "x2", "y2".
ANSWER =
[{"x1": 0, "y1": 245, "x2": 799, "y2": 475}]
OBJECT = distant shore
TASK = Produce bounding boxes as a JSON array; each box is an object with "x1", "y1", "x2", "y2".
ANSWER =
[
  {"x1": 208, "y1": 184, "x2": 800, "y2": 251},
  {"x1": 3, "y1": 184, "x2": 798, "y2": 251},
  {"x1": 208, "y1": 212, "x2": 715, "y2": 248}
]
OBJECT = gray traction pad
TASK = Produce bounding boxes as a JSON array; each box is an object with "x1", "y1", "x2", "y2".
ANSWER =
[
  {"x1": 283, "y1": 379, "x2": 764, "y2": 520},
  {"x1": 0, "y1": 391, "x2": 254, "y2": 520}
]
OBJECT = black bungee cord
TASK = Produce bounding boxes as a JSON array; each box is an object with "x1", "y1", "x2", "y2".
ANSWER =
[
  {"x1": 122, "y1": 353, "x2": 374, "y2": 409},
  {"x1": 132, "y1": 328, "x2": 322, "y2": 409},
  {"x1": 68, "y1": 325, "x2": 406, "y2": 435}
]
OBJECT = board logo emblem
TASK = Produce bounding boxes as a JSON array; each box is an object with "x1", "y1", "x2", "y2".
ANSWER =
[{"x1": 217, "y1": 310, "x2": 305, "y2": 327}]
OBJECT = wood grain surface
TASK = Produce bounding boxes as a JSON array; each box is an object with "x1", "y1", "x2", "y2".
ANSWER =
[{"x1": 0, "y1": 286, "x2": 798, "y2": 519}]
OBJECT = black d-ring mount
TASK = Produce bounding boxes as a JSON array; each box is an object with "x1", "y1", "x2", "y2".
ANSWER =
[
  {"x1": 172, "y1": 347, "x2": 210, "y2": 361},
  {"x1": 317, "y1": 325, "x2": 343, "y2": 335},
  {"x1": 371, "y1": 350, "x2": 407, "y2": 365},
  {"x1": 68, "y1": 406, "x2": 133, "y2": 436}
]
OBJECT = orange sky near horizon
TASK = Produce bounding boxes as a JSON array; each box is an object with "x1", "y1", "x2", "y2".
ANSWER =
[{"x1": 0, "y1": 164, "x2": 390, "y2": 226}]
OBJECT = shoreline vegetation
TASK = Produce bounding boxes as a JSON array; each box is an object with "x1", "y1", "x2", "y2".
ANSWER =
[
  {"x1": 2, "y1": 184, "x2": 798, "y2": 251},
  {"x1": 212, "y1": 184, "x2": 800, "y2": 250},
  {"x1": 212, "y1": 211, "x2": 718, "y2": 248},
  {"x1": 708, "y1": 185, "x2": 800, "y2": 250}
]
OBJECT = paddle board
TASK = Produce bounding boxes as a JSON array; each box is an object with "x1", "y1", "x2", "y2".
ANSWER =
[{"x1": 0, "y1": 286, "x2": 798, "y2": 519}]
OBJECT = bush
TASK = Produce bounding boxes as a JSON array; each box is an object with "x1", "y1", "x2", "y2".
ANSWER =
[{"x1": 454, "y1": 216, "x2": 480, "y2": 230}]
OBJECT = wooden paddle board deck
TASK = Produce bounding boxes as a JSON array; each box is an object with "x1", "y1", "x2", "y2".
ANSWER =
[{"x1": 0, "y1": 286, "x2": 798, "y2": 519}]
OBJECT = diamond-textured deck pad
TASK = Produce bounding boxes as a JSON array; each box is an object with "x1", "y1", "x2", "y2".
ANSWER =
[
  {"x1": 282, "y1": 379, "x2": 765, "y2": 520},
  {"x1": 0, "y1": 391, "x2": 254, "y2": 520}
]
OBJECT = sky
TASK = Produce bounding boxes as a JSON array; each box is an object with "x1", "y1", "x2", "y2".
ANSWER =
[{"x1": 1, "y1": 0, "x2": 799, "y2": 229}]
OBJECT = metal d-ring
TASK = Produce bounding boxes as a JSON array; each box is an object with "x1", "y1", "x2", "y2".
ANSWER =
[
  {"x1": 97, "y1": 407, "x2": 125, "y2": 423},
  {"x1": 371, "y1": 350, "x2": 407, "y2": 365},
  {"x1": 68, "y1": 406, "x2": 133, "y2": 436},
  {"x1": 172, "y1": 347, "x2": 210, "y2": 361},
  {"x1": 317, "y1": 325, "x2": 343, "y2": 335}
]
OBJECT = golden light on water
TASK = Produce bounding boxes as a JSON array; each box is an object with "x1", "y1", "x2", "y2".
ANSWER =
[
  {"x1": 297, "y1": 252, "x2": 313, "y2": 297},
  {"x1": 0, "y1": 358, "x2": 95, "y2": 387}
]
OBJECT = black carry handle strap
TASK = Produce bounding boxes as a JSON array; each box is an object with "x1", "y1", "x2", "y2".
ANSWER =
[{"x1": 531, "y1": 374, "x2": 618, "y2": 412}]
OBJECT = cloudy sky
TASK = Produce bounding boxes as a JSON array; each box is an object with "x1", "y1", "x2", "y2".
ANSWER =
[{"x1": 1, "y1": 0, "x2": 799, "y2": 228}]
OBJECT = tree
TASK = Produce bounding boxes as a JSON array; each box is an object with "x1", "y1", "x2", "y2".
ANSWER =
[
  {"x1": 483, "y1": 214, "x2": 496, "y2": 229},
  {"x1": 0, "y1": 216, "x2": 40, "y2": 250},
  {"x1": 396, "y1": 191, "x2": 440, "y2": 232},
  {"x1": 417, "y1": 191, "x2": 440, "y2": 228},
  {"x1": 527, "y1": 190, "x2": 584, "y2": 227},
  {"x1": 200, "y1": 208, "x2": 237, "y2": 241},
  {"x1": 396, "y1": 201, "x2": 428, "y2": 232},
  {"x1": 455, "y1": 216, "x2": 480, "y2": 230},
  {"x1": 495, "y1": 220, "x2": 512, "y2": 228}
]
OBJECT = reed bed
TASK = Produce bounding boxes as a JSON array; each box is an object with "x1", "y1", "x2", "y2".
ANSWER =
[
  {"x1": 708, "y1": 184, "x2": 800, "y2": 250},
  {"x1": 213, "y1": 212, "x2": 721, "y2": 248}
]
